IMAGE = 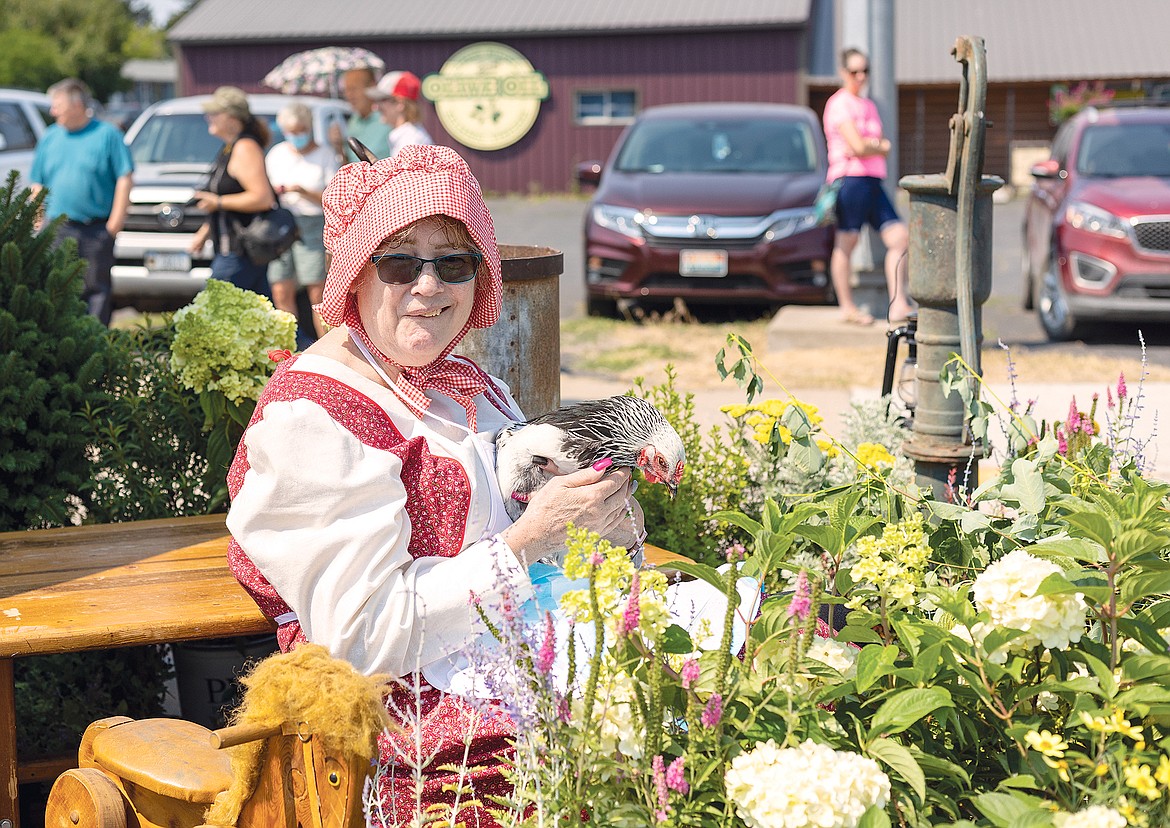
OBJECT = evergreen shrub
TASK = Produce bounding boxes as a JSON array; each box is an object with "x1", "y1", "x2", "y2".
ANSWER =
[{"x1": 0, "y1": 172, "x2": 110, "y2": 530}]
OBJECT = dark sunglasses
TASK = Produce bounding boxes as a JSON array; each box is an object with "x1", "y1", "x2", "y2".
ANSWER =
[{"x1": 370, "y1": 251, "x2": 483, "y2": 285}]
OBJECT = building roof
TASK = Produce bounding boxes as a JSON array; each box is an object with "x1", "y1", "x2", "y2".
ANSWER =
[
  {"x1": 896, "y1": 0, "x2": 1170, "y2": 84},
  {"x1": 121, "y1": 59, "x2": 178, "y2": 84},
  {"x1": 168, "y1": 0, "x2": 811, "y2": 43}
]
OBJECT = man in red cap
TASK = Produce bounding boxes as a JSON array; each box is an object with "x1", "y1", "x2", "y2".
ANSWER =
[{"x1": 366, "y1": 70, "x2": 434, "y2": 158}]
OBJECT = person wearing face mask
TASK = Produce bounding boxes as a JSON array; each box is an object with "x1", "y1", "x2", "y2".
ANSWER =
[{"x1": 265, "y1": 102, "x2": 340, "y2": 339}]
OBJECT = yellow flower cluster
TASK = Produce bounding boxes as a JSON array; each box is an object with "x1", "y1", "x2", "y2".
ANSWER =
[
  {"x1": 1079, "y1": 709, "x2": 1144, "y2": 743},
  {"x1": 848, "y1": 513, "x2": 931, "y2": 608},
  {"x1": 855, "y1": 441, "x2": 895, "y2": 469},
  {"x1": 720, "y1": 399, "x2": 822, "y2": 445},
  {"x1": 170, "y1": 280, "x2": 297, "y2": 403},
  {"x1": 560, "y1": 529, "x2": 669, "y2": 639}
]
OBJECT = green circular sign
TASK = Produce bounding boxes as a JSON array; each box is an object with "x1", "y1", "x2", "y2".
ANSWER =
[{"x1": 422, "y1": 42, "x2": 549, "y2": 152}]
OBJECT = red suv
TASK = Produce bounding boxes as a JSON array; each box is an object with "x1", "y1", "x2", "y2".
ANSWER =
[
  {"x1": 577, "y1": 103, "x2": 833, "y2": 316},
  {"x1": 1023, "y1": 103, "x2": 1170, "y2": 340}
]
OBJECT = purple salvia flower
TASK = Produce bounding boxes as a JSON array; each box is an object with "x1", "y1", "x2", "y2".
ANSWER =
[
  {"x1": 1118, "y1": 372, "x2": 1128, "y2": 400},
  {"x1": 788, "y1": 570, "x2": 812, "y2": 621},
  {"x1": 622, "y1": 571, "x2": 642, "y2": 634},
  {"x1": 666, "y1": 756, "x2": 689, "y2": 794},
  {"x1": 700, "y1": 693, "x2": 723, "y2": 728},
  {"x1": 536, "y1": 612, "x2": 556, "y2": 675},
  {"x1": 680, "y1": 658, "x2": 700, "y2": 690}
]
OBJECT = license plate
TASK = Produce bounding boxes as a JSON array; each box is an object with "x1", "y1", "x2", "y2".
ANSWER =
[
  {"x1": 144, "y1": 250, "x2": 191, "y2": 272},
  {"x1": 679, "y1": 249, "x2": 728, "y2": 277}
]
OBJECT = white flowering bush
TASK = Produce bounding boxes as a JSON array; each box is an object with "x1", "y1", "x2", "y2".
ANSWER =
[
  {"x1": 968, "y1": 547, "x2": 1087, "y2": 661},
  {"x1": 725, "y1": 740, "x2": 890, "y2": 828},
  {"x1": 170, "y1": 278, "x2": 296, "y2": 404},
  {"x1": 364, "y1": 335, "x2": 1170, "y2": 828},
  {"x1": 169, "y1": 279, "x2": 296, "y2": 507}
]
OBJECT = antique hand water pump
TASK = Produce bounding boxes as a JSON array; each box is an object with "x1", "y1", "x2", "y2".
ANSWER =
[{"x1": 899, "y1": 36, "x2": 1004, "y2": 498}]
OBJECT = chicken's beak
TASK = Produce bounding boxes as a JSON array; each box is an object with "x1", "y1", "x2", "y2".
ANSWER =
[{"x1": 667, "y1": 482, "x2": 679, "y2": 498}]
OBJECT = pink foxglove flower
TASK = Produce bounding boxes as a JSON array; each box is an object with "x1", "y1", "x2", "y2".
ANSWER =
[
  {"x1": 680, "y1": 658, "x2": 700, "y2": 690},
  {"x1": 536, "y1": 612, "x2": 556, "y2": 675},
  {"x1": 621, "y1": 572, "x2": 641, "y2": 634},
  {"x1": 1118, "y1": 372, "x2": 1127, "y2": 400},
  {"x1": 652, "y1": 754, "x2": 670, "y2": 818},
  {"x1": 1066, "y1": 396, "x2": 1080, "y2": 433},
  {"x1": 788, "y1": 570, "x2": 812, "y2": 621},
  {"x1": 701, "y1": 693, "x2": 723, "y2": 728},
  {"x1": 1107, "y1": 385, "x2": 1115, "y2": 409},
  {"x1": 666, "y1": 756, "x2": 689, "y2": 794},
  {"x1": 725, "y1": 542, "x2": 746, "y2": 563}
]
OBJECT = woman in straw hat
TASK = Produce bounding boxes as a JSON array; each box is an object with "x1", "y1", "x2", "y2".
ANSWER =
[{"x1": 225, "y1": 144, "x2": 643, "y2": 825}]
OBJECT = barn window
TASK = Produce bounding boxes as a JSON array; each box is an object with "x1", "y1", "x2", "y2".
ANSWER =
[{"x1": 575, "y1": 90, "x2": 637, "y2": 125}]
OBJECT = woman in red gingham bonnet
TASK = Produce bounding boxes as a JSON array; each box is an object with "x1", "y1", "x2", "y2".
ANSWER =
[
  {"x1": 225, "y1": 141, "x2": 645, "y2": 827},
  {"x1": 318, "y1": 143, "x2": 501, "y2": 334}
]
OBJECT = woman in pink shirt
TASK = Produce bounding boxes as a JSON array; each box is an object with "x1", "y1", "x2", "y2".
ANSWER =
[{"x1": 822, "y1": 48, "x2": 912, "y2": 325}]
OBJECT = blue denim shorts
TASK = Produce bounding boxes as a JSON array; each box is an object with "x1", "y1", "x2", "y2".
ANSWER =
[{"x1": 836, "y1": 176, "x2": 901, "y2": 233}]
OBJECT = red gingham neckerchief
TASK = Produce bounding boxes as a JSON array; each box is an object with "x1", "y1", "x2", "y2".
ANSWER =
[{"x1": 345, "y1": 301, "x2": 487, "y2": 431}]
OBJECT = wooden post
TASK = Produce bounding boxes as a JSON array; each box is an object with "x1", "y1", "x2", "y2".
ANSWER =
[{"x1": 1, "y1": 656, "x2": 18, "y2": 828}]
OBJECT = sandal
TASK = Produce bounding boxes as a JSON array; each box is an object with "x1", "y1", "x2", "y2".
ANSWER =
[{"x1": 841, "y1": 310, "x2": 875, "y2": 326}]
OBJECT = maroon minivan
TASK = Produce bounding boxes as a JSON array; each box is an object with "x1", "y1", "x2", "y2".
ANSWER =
[{"x1": 577, "y1": 102, "x2": 833, "y2": 316}]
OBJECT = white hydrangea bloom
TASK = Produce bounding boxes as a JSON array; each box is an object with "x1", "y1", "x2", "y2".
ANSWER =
[
  {"x1": 1053, "y1": 805, "x2": 1127, "y2": 828},
  {"x1": 572, "y1": 666, "x2": 642, "y2": 758},
  {"x1": 725, "y1": 739, "x2": 890, "y2": 828},
  {"x1": 971, "y1": 548, "x2": 1087, "y2": 660},
  {"x1": 805, "y1": 638, "x2": 859, "y2": 680}
]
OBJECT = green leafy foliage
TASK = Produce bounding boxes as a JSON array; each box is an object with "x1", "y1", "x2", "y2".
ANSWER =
[
  {"x1": 82, "y1": 321, "x2": 216, "y2": 522},
  {"x1": 0, "y1": 0, "x2": 155, "y2": 99},
  {"x1": 0, "y1": 173, "x2": 112, "y2": 530},
  {"x1": 631, "y1": 365, "x2": 751, "y2": 566},
  {"x1": 14, "y1": 646, "x2": 172, "y2": 759}
]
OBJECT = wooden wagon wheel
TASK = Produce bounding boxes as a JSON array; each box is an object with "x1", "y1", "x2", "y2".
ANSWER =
[{"x1": 45, "y1": 768, "x2": 127, "y2": 828}]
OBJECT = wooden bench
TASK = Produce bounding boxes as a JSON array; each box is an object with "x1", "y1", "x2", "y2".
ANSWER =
[
  {"x1": 0, "y1": 516, "x2": 274, "y2": 828},
  {"x1": 0, "y1": 516, "x2": 689, "y2": 827}
]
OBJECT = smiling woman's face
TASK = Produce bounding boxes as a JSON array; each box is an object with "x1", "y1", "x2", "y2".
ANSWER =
[{"x1": 353, "y1": 215, "x2": 479, "y2": 368}]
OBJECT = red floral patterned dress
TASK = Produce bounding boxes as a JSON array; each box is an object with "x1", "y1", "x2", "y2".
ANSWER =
[{"x1": 227, "y1": 353, "x2": 529, "y2": 826}]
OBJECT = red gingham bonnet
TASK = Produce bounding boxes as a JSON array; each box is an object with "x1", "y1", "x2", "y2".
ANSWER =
[{"x1": 317, "y1": 144, "x2": 502, "y2": 330}]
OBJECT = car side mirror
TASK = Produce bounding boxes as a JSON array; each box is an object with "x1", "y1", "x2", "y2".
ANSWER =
[
  {"x1": 576, "y1": 161, "x2": 602, "y2": 187},
  {"x1": 1029, "y1": 159, "x2": 1065, "y2": 179}
]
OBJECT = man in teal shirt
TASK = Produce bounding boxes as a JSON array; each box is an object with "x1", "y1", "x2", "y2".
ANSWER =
[
  {"x1": 329, "y1": 67, "x2": 392, "y2": 162},
  {"x1": 31, "y1": 77, "x2": 133, "y2": 326}
]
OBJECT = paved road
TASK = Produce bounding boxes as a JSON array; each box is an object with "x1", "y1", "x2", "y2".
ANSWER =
[{"x1": 487, "y1": 193, "x2": 1170, "y2": 367}]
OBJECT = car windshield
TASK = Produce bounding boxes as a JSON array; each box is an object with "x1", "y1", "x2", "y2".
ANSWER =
[
  {"x1": 1076, "y1": 122, "x2": 1170, "y2": 177},
  {"x1": 615, "y1": 116, "x2": 818, "y2": 174},
  {"x1": 129, "y1": 112, "x2": 285, "y2": 165}
]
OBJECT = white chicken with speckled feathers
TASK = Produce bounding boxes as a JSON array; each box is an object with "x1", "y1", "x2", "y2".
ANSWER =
[{"x1": 495, "y1": 395, "x2": 686, "y2": 522}]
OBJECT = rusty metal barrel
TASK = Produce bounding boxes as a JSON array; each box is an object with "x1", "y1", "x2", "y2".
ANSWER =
[{"x1": 457, "y1": 244, "x2": 563, "y2": 418}]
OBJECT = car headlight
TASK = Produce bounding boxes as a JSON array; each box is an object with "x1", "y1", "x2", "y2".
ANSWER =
[
  {"x1": 1065, "y1": 201, "x2": 1128, "y2": 239},
  {"x1": 766, "y1": 208, "x2": 819, "y2": 241},
  {"x1": 591, "y1": 204, "x2": 644, "y2": 240}
]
